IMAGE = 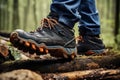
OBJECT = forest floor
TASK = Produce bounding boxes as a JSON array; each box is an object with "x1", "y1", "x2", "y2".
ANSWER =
[{"x1": 0, "y1": 35, "x2": 120, "y2": 80}]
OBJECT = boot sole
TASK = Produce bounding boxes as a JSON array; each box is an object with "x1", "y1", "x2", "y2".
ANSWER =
[
  {"x1": 78, "y1": 49, "x2": 108, "y2": 56},
  {"x1": 10, "y1": 32, "x2": 77, "y2": 59}
]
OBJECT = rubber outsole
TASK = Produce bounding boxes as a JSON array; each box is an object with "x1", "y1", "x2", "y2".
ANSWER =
[
  {"x1": 10, "y1": 32, "x2": 76, "y2": 59},
  {"x1": 78, "y1": 49, "x2": 108, "y2": 56}
]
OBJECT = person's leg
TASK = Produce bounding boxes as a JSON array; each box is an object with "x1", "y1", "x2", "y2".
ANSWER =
[
  {"x1": 78, "y1": 0, "x2": 100, "y2": 36},
  {"x1": 10, "y1": 0, "x2": 82, "y2": 59},
  {"x1": 77, "y1": 0, "x2": 105, "y2": 55},
  {"x1": 49, "y1": 0, "x2": 81, "y2": 28}
]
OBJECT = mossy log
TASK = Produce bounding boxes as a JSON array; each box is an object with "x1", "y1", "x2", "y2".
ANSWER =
[{"x1": 0, "y1": 54, "x2": 120, "y2": 73}]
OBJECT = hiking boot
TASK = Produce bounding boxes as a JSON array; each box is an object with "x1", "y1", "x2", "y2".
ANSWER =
[
  {"x1": 77, "y1": 35, "x2": 106, "y2": 55},
  {"x1": 10, "y1": 18, "x2": 77, "y2": 59}
]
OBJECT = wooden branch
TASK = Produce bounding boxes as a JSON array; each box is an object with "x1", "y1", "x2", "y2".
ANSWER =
[
  {"x1": 0, "y1": 68, "x2": 120, "y2": 80},
  {"x1": 0, "y1": 44, "x2": 9, "y2": 57},
  {"x1": 0, "y1": 32, "x2": 10, "y2": 38},
  {"x1": 42, "y1": 68, "x2": 120, "y2": 80},
  {"x1": 0, "y1": 54, "x2": 120, "y2": 73},
  {"x1": 0, "y1": 69, "x2": 43, "y2": 80},
  {"x1": 0, "y1": 32, "x2": 10, "y2": 41}
]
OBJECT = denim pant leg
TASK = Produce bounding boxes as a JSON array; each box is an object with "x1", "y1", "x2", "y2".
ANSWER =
[
  {"x1": 78, "y1": 0, "x2": 101, "y2": 36},
  {"x1": 50, "y1": 0, "x2": 81, "y2": 28}
]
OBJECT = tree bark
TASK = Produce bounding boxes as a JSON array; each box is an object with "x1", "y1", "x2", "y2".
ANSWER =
[
  {"x1": 0, "y1": 31, "x2": 11, "y2": 38},
  {"x1": 0, "y1": 54, "x2": 120, "y2": 73},
  {"x1": 23, "y1": 0, "x2": 30, "y2": 30},
  {"x1": 12, "y1": 0, "x2": 19, "y2": 30},
  {"x1": 0, "y1": 69, "x2": 43, "y2": 80},
  {"x1": 33, "y1": 0, "x2": 37, "y2": 28},
  {"x1": 114, "y1": 0, "x2": 120, "y2": 44},
  {"x1": 41, "y1": 68, "x2": 120, "y2": 80}
]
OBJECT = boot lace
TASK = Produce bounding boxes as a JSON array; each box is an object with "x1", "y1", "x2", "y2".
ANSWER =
[
  {"x1": 76, "y1": 36, "x2": 84, "y2": 44},
  {"x1": 37, "y1": 18, "x2": 58, "y2": 31},
  {"x1": 31, "y1": 18, "x2": 58, "y2": 33}
]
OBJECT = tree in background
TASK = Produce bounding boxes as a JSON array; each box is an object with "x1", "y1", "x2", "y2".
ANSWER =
[
  {"x1": 12, "y1": 0, "x2": 19, "y2": 30},
  {"x1": 0, "y1": 0, "x2": 9, "y2": 31},
  {"x1": 114, "y1": 0, "x2": 120, "y2": 49}
]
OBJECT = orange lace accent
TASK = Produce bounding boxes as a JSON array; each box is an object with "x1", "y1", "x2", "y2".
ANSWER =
[
  {"x1": 76, "y1": 36, "x2": 84, "y2": 44},
  {"x1": 31, "y1": 18, "x2": 58, "y2": 32},
  {"x1": 40, "y1": 18, "x2": 58, "y2": 29}
]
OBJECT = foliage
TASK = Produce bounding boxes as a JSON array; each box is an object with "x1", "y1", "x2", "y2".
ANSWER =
[{"x1": 9, "y1": 47, "x2": 21, "y2": 60}]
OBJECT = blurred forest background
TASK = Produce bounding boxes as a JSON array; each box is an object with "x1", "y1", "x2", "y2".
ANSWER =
[{"x1": 0, "y1": 0, "x2": 120, "y2": 49}]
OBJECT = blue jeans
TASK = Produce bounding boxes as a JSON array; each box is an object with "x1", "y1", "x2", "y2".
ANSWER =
[{"x1": 50, "y1": 0, "x2": 100, "y2": 36}]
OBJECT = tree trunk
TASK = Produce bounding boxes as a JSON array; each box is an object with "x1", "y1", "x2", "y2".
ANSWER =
[
  {"x1": 114, "y1": 0, "x2": 120, "y2": 44},
  {"x1": 23, "y1": 0, "x2": 30, "y2": 30},
  {"x1": 12, "y1": 0, "x2": 19, "y2": 30},
  {"x1": 0, "y1": 0, "x2": 1, "y2": 30},
  {"x1": 33, "y1": 0, "x2": 37, "y2": 28},
  {"x1": 0, "y1": 0, "x2": 5, "y2": 31},
  {"x1": 0, "y1": 54, "x2": 120, "y2": 73}
]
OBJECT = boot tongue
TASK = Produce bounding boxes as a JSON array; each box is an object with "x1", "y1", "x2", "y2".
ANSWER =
[
  {"x1": 30, "y1": 18, "x2": 58, "y2": 33},
  {"x1": 47, "y1": 12, "x2": 59, "y2": 21},
  {"x1": 40, "y1": 18, "x2": 58, "y2": 29}
]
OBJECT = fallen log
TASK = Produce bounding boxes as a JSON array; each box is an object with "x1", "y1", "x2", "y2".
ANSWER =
[
  {"x1": 0, "y1": 69, "x2": 43, "y2": 80},
  {"x1": 0, "y1": 54, "x2": 120, "y2": 73},
  {"x1": 0, "y1": 31, "x2": 10, "y2": 38},
  {"x1": 0, "y1": 68, "x2": 120, "y2": 80},
  {"x1": 42, "y1": 68, "x2": 120, "y2": 80}
]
